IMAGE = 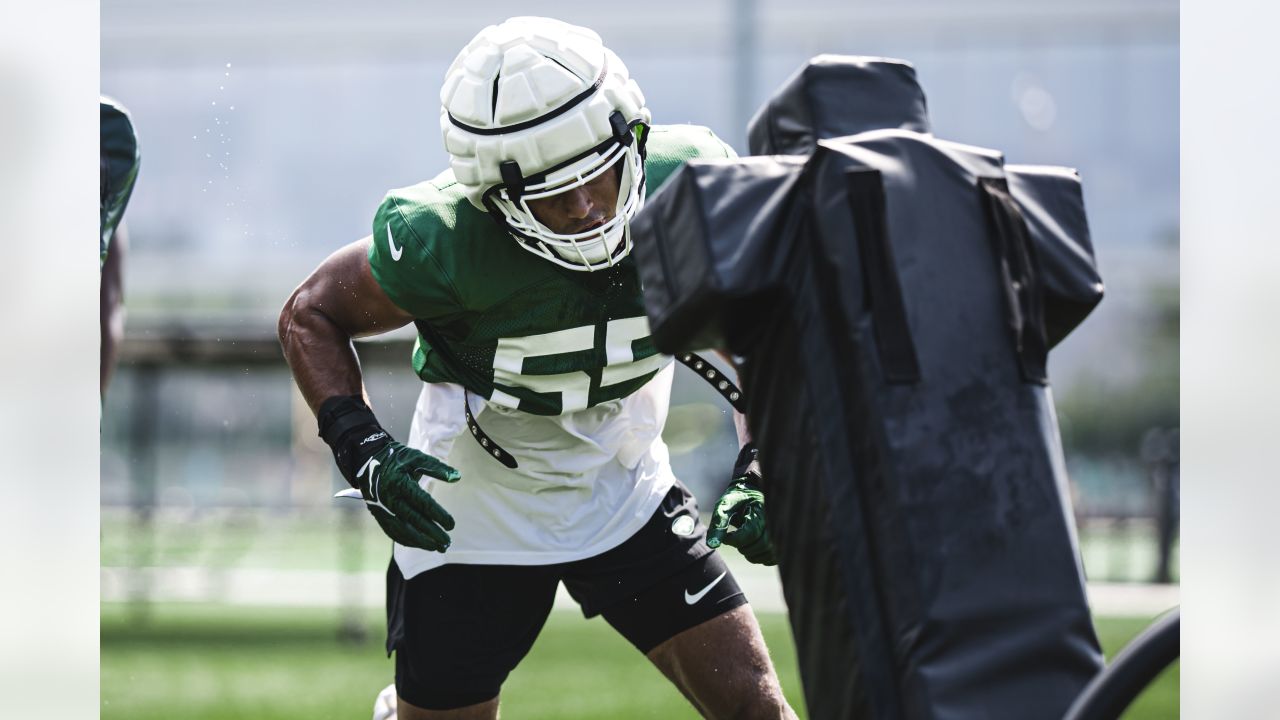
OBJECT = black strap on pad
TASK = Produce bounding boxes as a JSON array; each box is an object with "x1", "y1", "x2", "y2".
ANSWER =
[
  {"x1": 676, "y1": 351, "x2": 747, "y2": 413},
  {"x1": 463, "y1": 390, "x2": 518, "y2": 469},
  {"x1": 977, "y1": 177, "x2": 1049, "y2": 384},
  {"x1": 844, "y1": 169, "x2": 921, "y2": 384}
]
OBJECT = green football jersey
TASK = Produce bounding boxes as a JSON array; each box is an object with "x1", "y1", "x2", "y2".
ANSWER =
[
  {"x1": 101, "y1": 97, "x2": 140, "y2": 269},
  {"x1": 369, "y1": 124, "x2": 736, "y2": 416}
]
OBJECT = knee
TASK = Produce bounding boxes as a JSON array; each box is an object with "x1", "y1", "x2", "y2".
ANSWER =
[
  {"x1": 737, "y1": 691, "x2": 794, "y2": 720},
  {"x1": 715, "y1": 669, "x2": 794, "y2": 720}
]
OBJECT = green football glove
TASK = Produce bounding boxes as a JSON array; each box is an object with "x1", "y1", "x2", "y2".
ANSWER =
[
  {"x1": 353, "y1": 441, "x2": 460, "y2": 552},
  {"x1": 706, "y1": 443, "x2": 777, "y2": 566},
  {"x1": 319, "y1": 395, "x2": 460, "y2": 552}
]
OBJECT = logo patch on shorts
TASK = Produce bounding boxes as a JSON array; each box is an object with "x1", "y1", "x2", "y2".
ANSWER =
[{"x1": 670, "y1": 514, "x2": 696, "y2": 537}]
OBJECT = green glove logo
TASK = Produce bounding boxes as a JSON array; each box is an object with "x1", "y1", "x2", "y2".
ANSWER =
[
  {"x1": 358, "y1": 454, "x2": 394, "y2": 516},
  {"x1": 706, "y1": 479, "x2": 777, "y2": 566}
]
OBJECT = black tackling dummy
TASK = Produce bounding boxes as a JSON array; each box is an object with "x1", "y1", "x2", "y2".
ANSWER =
[{"x1": 631, "y1": 56, "x2": 1106, "y2": 719}]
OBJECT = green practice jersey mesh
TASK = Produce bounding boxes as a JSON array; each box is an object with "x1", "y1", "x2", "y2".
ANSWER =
[{"x1": 369, "y1": 124, "x2": 736, "y2": 416}]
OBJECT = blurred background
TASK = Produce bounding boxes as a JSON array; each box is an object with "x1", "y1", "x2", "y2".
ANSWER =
[{"x1": 100, "y1": 0, "x2": 1179, "y2": 717}]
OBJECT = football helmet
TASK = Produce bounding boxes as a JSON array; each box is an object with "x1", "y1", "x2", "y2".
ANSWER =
[{"x1": 440, "y1": 17, "x2": 651, "y2": 271}]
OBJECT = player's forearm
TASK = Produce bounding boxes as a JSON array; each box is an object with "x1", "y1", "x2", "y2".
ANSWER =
[
  {"x1": 730, "y1": 407, "x2": 752, "y2": 448},
  {"x1": 715, "y1": 350, "x2": 753, "y2": 447},
  {"x1": 278, "y1": 285, "x2": 367, "y2": 414}
]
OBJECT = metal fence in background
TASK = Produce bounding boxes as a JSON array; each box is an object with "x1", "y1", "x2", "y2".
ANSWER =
[{"x1": 101, "y1": 321, "x2": 1179, "y2": 623}]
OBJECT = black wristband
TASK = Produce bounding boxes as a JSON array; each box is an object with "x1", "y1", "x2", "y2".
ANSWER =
[{"x1": 317, "y1": 395, "x2": 392, "y2": 487}]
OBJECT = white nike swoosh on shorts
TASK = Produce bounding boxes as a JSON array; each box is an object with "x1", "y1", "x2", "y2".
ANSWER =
[{"x1": 684, "y1": 570, "x2": 728, "y2": 605}]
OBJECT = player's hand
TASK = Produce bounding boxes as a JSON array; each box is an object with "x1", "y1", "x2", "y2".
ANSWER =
[
  {"x1": 356, "y1": 441, "x2": 460, "y2": 552},
  {"x1": 318, "y1": 395, "x2": 462, "y2": 553},
  {"x1": 706, "y1": 444, "x2": 777, "y2": 566}
]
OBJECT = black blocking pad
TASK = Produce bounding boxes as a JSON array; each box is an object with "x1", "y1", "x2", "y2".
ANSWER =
[
  {"x1": 1005, "y1": 164, "x2": 1105, "y2": 348},
  {"x1": 747, "y1": 55, "x2": 932, "y2": 157},
  {"x1": 747, "y1": 55, "x2": 1103, "y2": 350},
  {"x1": 633, "y1": 154, "x2": 807, "y2": 355},
  {"x1": 632, "y1": 121, "x2": 1105, "y2": 717}
]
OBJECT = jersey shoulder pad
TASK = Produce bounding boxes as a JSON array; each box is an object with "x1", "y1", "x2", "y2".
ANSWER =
[
  {"x1": 369, "y1": 170, "x2": 474, "y2": 320},
  {"x1": 643, "y1": 124, "x2": 739, "y2": 192}
]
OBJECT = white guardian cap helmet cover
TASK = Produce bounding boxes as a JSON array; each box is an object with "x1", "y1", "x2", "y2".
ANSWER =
[{"x1": 440, "y1": 17, "x2": 651, "y2": 271}]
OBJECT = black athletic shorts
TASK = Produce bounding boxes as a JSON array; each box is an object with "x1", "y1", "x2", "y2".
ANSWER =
[{"x1": 385, "y1": 481, "x2": 748, "y2": 711}]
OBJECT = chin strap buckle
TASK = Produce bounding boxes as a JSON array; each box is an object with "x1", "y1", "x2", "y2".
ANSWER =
[
  {"x1": 609, "y1": 110, "x2": 633, "y2": 147},
  {"x1": 500, "y1": 160, "x2": 526, "y2": 202}
]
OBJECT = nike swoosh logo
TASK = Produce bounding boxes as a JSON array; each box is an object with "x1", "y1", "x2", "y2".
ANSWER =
[
  {"x1": 386, "y1": 221, "x2": 403, "y2": 261},
  {"x1": 684, "y1": 570, "x2": 728, "y2": 605},
  {"x1": 357, "y1": 456, "x2": 396, "y2": 517}
]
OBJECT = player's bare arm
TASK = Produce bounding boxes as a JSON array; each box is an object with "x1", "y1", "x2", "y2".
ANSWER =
[
  {"x1": 714, "y1": 350, "x2": 752, "y2": 446},
  {"x1": 278, "y1": 236, "x2": 413, "y2": 413},
  {"x1": 279, "y1": 237, "x2": 461, "y2": 553},
  {"x1": 101, "y1": 225, "x2": 127, "y2": 398}
]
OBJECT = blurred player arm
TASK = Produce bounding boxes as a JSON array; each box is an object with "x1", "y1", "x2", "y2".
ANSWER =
[
  {"x1": 278, "y1": 236, "x2": 414, "y2": 415},
  {"x1": 100, "y1": 224, "x2": 127, "y2": 398}
]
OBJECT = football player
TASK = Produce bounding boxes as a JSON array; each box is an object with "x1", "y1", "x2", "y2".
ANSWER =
[{"x1": 278, "y1": 17, "x2": 789, "y2": 719}]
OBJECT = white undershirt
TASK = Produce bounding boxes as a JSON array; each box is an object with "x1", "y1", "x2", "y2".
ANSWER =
[{"x1": 393, "y1": 362, "x2": 677, "y2": 579}]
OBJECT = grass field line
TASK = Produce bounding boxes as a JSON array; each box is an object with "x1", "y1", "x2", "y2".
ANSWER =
[{"x1": 101, "y1": 555, "x2": 1180, "y2": 616}]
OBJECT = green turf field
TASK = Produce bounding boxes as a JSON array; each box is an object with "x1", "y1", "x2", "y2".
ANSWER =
[{"x1": 101, "y1": 604, "x2": 1177, "y2": 719}]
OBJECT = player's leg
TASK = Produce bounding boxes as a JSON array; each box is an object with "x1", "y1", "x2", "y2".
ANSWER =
[
  {"x1": 397, "y1": 696, "x2": 499, "y2": 720},
  {"x1": 373, "y1": 676, "x2": 496, "y2": 717},
  {"x1": 645, "y1": 603, "x2": 794, "y2": 719},
  {"x1": 372, "y1": 682, "x2": 397, "y2": 720},
  {"x1": 386, "y1": 560, "x2": 559, "y2": 719},
  {"x1": 563, "y1": 481, "x2": 796, "y2": 718},
  {"x1": 369, "y1": 680, "x2": 500, "y2": 720}
]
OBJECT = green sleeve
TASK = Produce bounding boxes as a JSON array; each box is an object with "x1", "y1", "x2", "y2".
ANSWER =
[
  {"x1": 644, "y1": 124, "x2": 739, "y2": 192},
  {"x1": 368, "y1": 193, "x2": 463, "y2": 320},
  {"x1": 101, "y1": 97, "x2": 140, "y2": 268},
  {"x1": 697, "y1": 126, "x2": 740, "y2": 160}
]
